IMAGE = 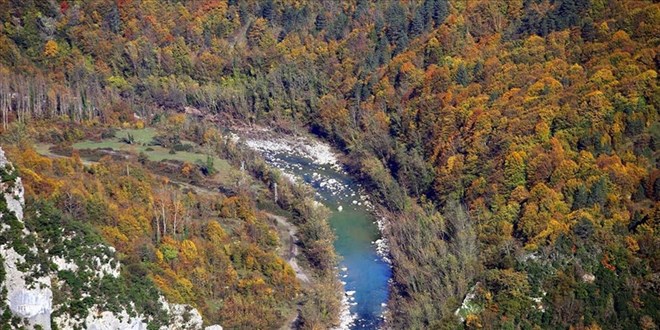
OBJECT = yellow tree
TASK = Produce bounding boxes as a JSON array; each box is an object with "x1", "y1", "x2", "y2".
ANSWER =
[{"x1": 44, "y1": 40, "x2": 59, "y2": 58}]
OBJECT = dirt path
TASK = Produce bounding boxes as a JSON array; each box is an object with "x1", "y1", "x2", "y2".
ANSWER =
[
  {"x1": 35, "y1": 147, "x2": 312, "y2": 281},
  {"x1": 267, "y1": 213, "x2": 310, "y2": 284},
  {"x1": 265, "y1": 213, "x2": 311, "y2": 330},
  {"x1": 166, "y1": 181, "x2": 313, "y2": 286},
  {"x1": 36, "y1": 143, "x2": 310, "y2": 329},
  {"x1": 169, "y1": 179, "x2": 218, "y2": 195},
  {"x1": 34, "y1": 143, "x2": 97, "y2": 166}
]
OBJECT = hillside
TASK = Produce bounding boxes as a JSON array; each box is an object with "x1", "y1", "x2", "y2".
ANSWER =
[
  {"x1": 0, "y1": 0, "x2": 658, "y2": 329},
  {"x1": 1, "y1": 119, "x2": 346, "y2": 329},
  {"x1": 0, "y1": 146, "x2": 224, "y2": 329}
]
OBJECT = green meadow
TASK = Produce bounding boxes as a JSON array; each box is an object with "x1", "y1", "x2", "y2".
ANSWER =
[{"x1": 42, "y1": 128, "x2": 230, "y2": 173}]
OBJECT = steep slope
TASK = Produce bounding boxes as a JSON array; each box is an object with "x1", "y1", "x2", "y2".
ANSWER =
[
  {"x1": 0, "y1": 0, "x2": 658, "y2": 328},
  {"x1": 0, "y1": 147, "x2": 221, "y2": 330},
  {"x1": 2, "y1": 120, "x2": 340, "y2": 329},
  {"x1": 0, "y1": 148, "x2": 52, "y2": 329}
]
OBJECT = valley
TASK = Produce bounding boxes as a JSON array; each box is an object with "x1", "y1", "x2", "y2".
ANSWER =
[{"x1": 1, "y1": 0, "x2": 658, "y2": 329}]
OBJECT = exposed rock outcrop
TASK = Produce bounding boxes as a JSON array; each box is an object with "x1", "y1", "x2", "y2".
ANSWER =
[
  {"x1": 0, "y1": 147, "x2": 222, "y2": 329},
  {"x1": 0, "y1": 148, "x2": 53, "y2": 330}
]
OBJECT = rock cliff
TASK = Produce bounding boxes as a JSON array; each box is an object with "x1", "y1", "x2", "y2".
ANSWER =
[{"x1": 0, "y1": 148, "x2": 221, "y2": 330}]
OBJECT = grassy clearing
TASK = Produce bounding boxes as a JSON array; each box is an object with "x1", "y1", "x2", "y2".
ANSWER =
[
  {"x1": 34, "y1": 143, "x2": 59, "y2": 157},
  {"x1": 72, "y1": 139, "x2": 126, "y2": 150},
  {"x1": 58, "y1": 128, "x2": 231, "y2": 174},
  {"x1": 117, "y1": 127, "x2": 157, "y2": 144}
]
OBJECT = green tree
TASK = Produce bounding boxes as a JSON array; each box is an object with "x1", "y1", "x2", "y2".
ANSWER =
[
  {"x1": 455, "y1": 63, "x2": 470, "y2": 86},
  {"x1": 504, "y1": 151, "x2": 527, "y2": 189}
]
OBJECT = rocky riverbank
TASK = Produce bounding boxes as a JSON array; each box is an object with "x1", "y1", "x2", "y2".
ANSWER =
[{"x1": 233, "y1": 127, "x2": 392, "y2": 329}]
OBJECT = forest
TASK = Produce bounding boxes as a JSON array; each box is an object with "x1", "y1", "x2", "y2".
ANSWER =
[
  {"x1": 0, "y1": 0, "x2": 658, "y2": 329},
  {"x1": 1, "y1": 118, "x2": 343, "y2": 329}
]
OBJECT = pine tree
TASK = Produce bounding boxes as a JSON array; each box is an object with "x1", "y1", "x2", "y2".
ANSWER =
[
  {"x1": 472, "y1": 61, "x2": 484, "y2": 82},
  {"x1": 631, "y1": 182, "x2": 646, "y2": 202},
  {"x1": 572, "y1": 184, "x2": 589, "y2": 210},
  {"x1": 588, "y1": 177, "x2": 608, "y2": 207},
  {"x1": 573, "y1": 217, "x2": 594, "y2": 239},
  {"x1": 433, "y1": 0, "x2": 449, "y2": 27},
  {"x1": 105, "y1": 3, "x2": 121, "y2": 34},
  {"x1": 423, "y1": 0, "x2": 435, "y2": 29},
  {"x1": 262, "y1": 0, "x2": 274, "y2": 21},
  {"x1": 315, "y1": 14, "x2": 326, "y2": 32},
  {"x1": 581, "y1": 20, "x2": 596, "y2": 42},
  {"x1": 394, "y1": 34, "x2": 409, "y2": 55},
  {"x1": 386, "y1": 2, "x2": 409, "y2": 55},
  {"x1": 504, "y1": 151, "x2": 526, "y2": 189},
  {"x1": 455, "y1": 63, "x2": 469, "y2": 87},
  {"x1": 409, "y1": 8, "x2": 425, "y2": 37},
  {"x1": 375, "y1": 33, "x2": 390, "y2": 66}
]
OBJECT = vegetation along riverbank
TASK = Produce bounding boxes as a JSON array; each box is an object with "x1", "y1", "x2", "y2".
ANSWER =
[{"x1": 0, "y1": 0, "x2": 658, "y2": 329}]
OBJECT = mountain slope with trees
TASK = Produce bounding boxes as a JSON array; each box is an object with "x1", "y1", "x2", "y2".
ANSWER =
[{"x1": 0, "y1": 0, "x2": 658, "y2": 328}]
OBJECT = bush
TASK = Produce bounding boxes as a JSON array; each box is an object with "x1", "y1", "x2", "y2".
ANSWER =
[
  {"x1": 101, "y1": 128, "x2": 118, "y2": 139},
  {"x1": 173, "y1": 143, "x2": 193, "y2": 152},
  {"x1": 138, "y1": 152, "x2": 149, "y2": 164}
]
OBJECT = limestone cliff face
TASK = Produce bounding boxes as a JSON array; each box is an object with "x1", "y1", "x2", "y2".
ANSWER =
[
  {"x1": 0, "y1": 147, "x2": 53, "y2": 330},
  {"x1": 0, "y1": 148, "x2": 221, "y2": 330},
  {"x1": 0, "y1": 149, "x2": 53, "y2": 329}
]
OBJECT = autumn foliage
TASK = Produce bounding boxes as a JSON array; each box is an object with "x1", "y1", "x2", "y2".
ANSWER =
[
  {"x1": 7, "y1": 147, "x2": 299, "y2": 328},
  {"x1": 0, "y1": 0, "x2": 658, "y2": 328}
]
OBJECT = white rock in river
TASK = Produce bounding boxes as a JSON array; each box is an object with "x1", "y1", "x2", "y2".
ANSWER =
[{"x1": 337, "y1": 205, "x2": 343, "y2": 211}]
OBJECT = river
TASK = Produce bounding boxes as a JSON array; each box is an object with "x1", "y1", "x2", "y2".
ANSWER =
[{"x1": 243, "y1": 134, "x2": 391, "y2": 329}]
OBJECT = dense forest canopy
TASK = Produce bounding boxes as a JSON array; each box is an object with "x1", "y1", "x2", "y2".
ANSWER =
[{"x1": 0, "y1": 0, "x2": 658, "y2": 329}]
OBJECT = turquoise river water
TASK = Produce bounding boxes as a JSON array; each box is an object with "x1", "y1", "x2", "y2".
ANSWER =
[{"x1": 255, "y1": 147, "x2": 391, "y2": 329}]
